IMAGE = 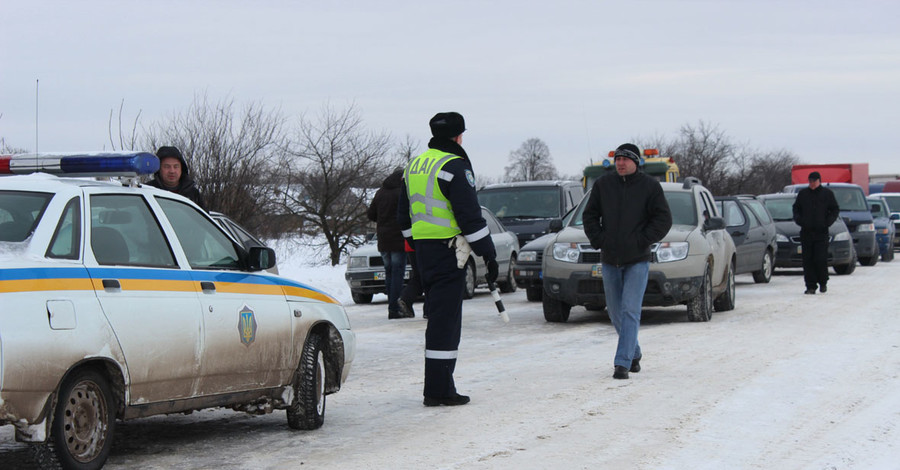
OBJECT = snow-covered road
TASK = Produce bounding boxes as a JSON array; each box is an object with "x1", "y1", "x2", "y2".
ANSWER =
[{"x1": 3, "y1": 260, "x2": 899, "y2": 469}]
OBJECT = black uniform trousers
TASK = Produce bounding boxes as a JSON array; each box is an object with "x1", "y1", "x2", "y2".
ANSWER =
[
  {"x1": 800, "y1": 233, "x2": 829, "y2": 290},
  {"x1": 415, "y1": 238, "x2": 465, "y2": 398}
]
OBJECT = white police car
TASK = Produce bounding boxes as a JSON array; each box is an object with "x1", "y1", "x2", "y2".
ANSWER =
[{"x1": 0, "y1": 153, "x2": 355, "y2": 469}]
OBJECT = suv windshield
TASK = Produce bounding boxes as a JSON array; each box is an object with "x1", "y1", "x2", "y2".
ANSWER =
[
  {"x1": 0, "y1": 191, "x2": 54, "y2": 242},
  {"x1": 762, "y1": 197, "x2": 795, "y2": 221},
  {"x1": 831, "y1": 186, "x2": 868, "y2": 211},
  {"x1": 880, "y1": 195, "x2": 900, "y2": 212},
  {"x1": 479, "y1": 188, "x2": 560, "y2": 219},
  {"x1": 570, "y1": 189, "x2": 696, "y2": 227}
]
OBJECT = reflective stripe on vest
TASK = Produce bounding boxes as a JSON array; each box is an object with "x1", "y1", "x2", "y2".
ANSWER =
[{"x1": 405, "y1": 150, "x2": 462, "y2": 239}]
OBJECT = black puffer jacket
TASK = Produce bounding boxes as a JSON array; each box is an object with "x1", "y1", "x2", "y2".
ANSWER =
[
  {"x1": 367, "y1": 169, "x2": 406, "y2": 253},
  {"x1": 583, "y1": 170, "x2": 672, "y2": 266},
  {"x1": 792, "y1": 185, "x2": 839, "y2": 240},
  {"x1": 146, "y1": 147, "x2": 205, "y2": 209}
]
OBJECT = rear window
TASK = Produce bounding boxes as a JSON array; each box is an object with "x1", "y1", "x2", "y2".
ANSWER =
[{"x1": 0, "y1": 191, "x2": 54, "y2": 242}]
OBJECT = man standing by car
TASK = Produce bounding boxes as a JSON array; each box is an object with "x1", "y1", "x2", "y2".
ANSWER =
[
  {"x1": 583, "y1": 143, "x2": 672, "y2": 380},
  {"x1": 792, "y1": 171, "x2": 840, "y2": 294},
  {"x1": 146, "y1": 146, "x2": 205, "y2": 209},
  {"x1": 397, "y1": 112, "x2": 498, "y2": 406},
  {"x1": 368, "y1": 168, "x2": 411, "y2": 319}
]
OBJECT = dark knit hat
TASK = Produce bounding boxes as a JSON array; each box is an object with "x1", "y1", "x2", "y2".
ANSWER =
[
  {"x1": 808, "y1": 171, "x2": 821, "y2": 181},
  {"x1": 429, "y1": 112, "x2": 466, "y2": 138},
  {"x1": 156, "y1": 146, "x2": 184, "y2": 162},
  {"x1": 613, "y1": 143, "x2": 641, "y2": 165}
]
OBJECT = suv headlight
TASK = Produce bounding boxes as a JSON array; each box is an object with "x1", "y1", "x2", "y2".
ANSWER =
[
  {"x1": 348, "y1": 256, "x2": 368, "y2": 269},
  {"x1": 857, "y1": 223, "x2": 875, "y2": 232},
  {"x1": 776, "y1": 233, "x2": 789, "y2": 243},
  {"x1": 655, "y1": 242, "x2": 689, "y2": 263},
  {"x1": 519, "y1": 251, "x2": 538, "y2": 263},
  {"x1": 552, "y1": 242, "x2": 582, "y2": 263},
  {"x1": 833, "y1": 231, "x2": 851, "y2": 241}
]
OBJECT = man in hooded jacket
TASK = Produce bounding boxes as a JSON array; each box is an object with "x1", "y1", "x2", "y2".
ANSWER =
[
  {"x1": 147, "y1": 146, "x2": 205, "y2": 209},
  {"x1": 368, "y1": 168, "x2": 411, "y2": 319}
]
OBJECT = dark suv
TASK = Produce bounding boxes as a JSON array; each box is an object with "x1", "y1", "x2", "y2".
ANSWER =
[{"x1": 478, "y1": 180, "x2": 584, "y2": 247}]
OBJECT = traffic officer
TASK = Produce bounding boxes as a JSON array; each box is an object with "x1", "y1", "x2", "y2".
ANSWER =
[{"x1": 398, "y1": 111, "x2": 498, "y2": 407}]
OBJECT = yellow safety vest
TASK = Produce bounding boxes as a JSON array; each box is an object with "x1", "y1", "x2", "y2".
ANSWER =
[{"x1": 405, "y1": 149, "x2": 462, "y2": 239}]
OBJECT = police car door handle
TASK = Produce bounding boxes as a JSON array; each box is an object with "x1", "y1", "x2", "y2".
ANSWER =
[
  {"x1": 101, "y1": 279, "x2": 120, "y2": 289},
  {"x1": 200, "y1": 281, "x2": 216, "y2": 291}
]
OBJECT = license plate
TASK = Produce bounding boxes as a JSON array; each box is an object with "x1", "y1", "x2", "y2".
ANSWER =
[
  {"x1": 591, "y1": 264, "x2": 602, "y2": 278},
  {"x1": 374, "y1": 272, "x2": 385, "y2": 280}
]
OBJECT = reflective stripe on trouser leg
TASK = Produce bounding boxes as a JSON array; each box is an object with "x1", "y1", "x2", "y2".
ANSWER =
[{"x1": 417, "y1": 239, "x2": 465, "y2": 398}]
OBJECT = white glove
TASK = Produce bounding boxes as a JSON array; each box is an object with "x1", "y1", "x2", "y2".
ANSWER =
[{"x1": 450, "y1": 235, "x2": 471, "y2": 269}]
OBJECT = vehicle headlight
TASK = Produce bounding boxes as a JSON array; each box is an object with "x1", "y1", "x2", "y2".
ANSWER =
[
  {"x1": 519, "y1": 251, "x2": 538, "y2": 263},
  {"x1": 552, "y1": 243, "x2": 582, "y2": 263},
  {"x1": 833, "y1": 231, "x2": 851, "y2": 241},
  {"x1": 348, "y1": 256, "x2": 368, "y2": 269},
  {"x1": 776, "y1": 233, "x2": 790, "y2": 243},
  {"x1": 655, "y1": 242, "x2": 689, "y2": 263},
  {"x1": 857, "y1": 223, "x2": 875, "y2": 232}
]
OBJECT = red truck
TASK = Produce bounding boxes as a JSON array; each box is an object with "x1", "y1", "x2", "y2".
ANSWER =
[{"x1": 791, "y1": 163, "x2": 869, "y2": 195}]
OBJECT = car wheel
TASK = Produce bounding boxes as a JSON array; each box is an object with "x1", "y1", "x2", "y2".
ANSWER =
[
  {"x1": 713, "y1": 260, "x2": 736, "y2": 312},
  {"x1": 351, "y1": 291, "x2": 373, "y2": 304},
  {"x1": 463, "y1": 260, "x2": 476, "y2": 299},
  {"x1": 833, "y1": 247, "x2": 857, "y2": 275},
  {"x1": 542, "y1": 290, "x2": 571, "y2": 323},
  {"x1": 287, "y1": 332, "x2": 326, "y2": 430},
  {"x1": 35, "y1": 369, "x2": 116, "y2": 470},
  {"x1": 498, "y1": 255, "x2": 517, "y2": 293},
  {"x1": 686, "y1": 264, "x2": 712, "y2": 322},
  {"x1": 884, "y1": 246, "x2": 895, "y2": 262},
  {"x1": 752, "y1": 250, "x2": 773, "y2": 284},
  {"x1": 525, "y1": 286, "x2": 543, "y2": 302}
]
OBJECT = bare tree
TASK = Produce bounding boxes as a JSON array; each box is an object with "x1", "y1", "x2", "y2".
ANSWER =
[
  {"x1": 107, "y1": 100, "x2": 142, "y2": 151},
  {"x1": 143, "y1": 94, "x2": 288, "y2": 237},
  {"x1": 504, "y1": 138, "x2": 559, "y2": 182},
  {"x1": 743, "y1": 148, "x2": 800, "y2": 195},
  {"x1": 671, "y1": 121, "x2": 736, "y2": 195},
  {"x1": 277, "y1": 105, "x2": 396, "y2": 266}
]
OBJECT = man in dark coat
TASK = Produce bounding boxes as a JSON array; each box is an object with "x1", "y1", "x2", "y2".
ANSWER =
[
  {"x1": 367, "y1": 168, "x2": 410, "y2": 319},
  {"x1": 792, "y1": 171, "x2": 840, "y2": 294},
  {"x1": 146, "y1": 146, "x2": 205, "y2": 209},
  {"x1": 583, "y1": 143, "x2": 672, "y2": 380}
]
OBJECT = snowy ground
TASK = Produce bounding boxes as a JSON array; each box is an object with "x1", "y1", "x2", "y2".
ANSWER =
[{"x1": 2, "y1": 240, "x2": 899, "y2": 469}]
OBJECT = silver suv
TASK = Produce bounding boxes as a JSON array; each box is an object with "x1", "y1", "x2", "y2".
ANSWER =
[{"x1": 542, "y1": 178, "x2": 737, "y2": 323}]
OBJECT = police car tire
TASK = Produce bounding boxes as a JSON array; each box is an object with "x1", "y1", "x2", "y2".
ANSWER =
[
  {"x1": 287, "y1": 332, "x2": 326, "y2": 430},
  {"x1": 463, "y1": 261, "x2": 476, "y2": 300},
  {"x1": 498, "y1": 256, "x2": 518, "y2": 293},
  {"x1": 39, "y1": 369, "x2": 116, "y2": 470}
]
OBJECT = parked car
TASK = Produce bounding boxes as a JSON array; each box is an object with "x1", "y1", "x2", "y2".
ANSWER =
[
  {"x1": 867, "y1": 197, "x2": 895, "y2": 261},
  {"x1": 783, "y1": 183, "x2": 878, "y2": 266},
  {"x1": 210, "y1": 211, "x2": 278, "y2": 274},
  {"x1": 0, "y1": 154, "x2": 355, "y2": 470},
  {"x1": 477, "y1": 180, "x2": 584, "y2": 247},
  {"x1": 514, "y1": 206, "x2": 578, "y2": 302},
  {"x1": 714, "y1": 195, "x2": 777, "y2": 283},
  {"x1": 758, "y1": 193, "x2": 856, "y2": 274},
  {"x1": 345, "y1": 206, "x2": 519, "y2": 302},
  {"x1": 868, "y1": 192, "x2": 900, "y2": 249},
  {"x1": 541, "y1": 178, "x2": 736, "y2": 323}
]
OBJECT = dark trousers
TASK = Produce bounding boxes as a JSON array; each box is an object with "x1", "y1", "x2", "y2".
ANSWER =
[
  {"x1": 400, "y1": 250, "x2": 422, "y2": 306},
  {"x1": 800, "y1": 236, "x2": 829, "y2": 290},
  {"x1": 415, "y1": 239, "x2": 465, "y2": 398}
]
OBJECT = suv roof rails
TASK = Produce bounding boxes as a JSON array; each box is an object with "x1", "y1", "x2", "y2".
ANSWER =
[{"x1": 682, "y1": 176, "x2": 702, "y2": 189}]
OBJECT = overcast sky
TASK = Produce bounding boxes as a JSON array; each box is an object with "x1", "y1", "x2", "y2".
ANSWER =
[{"x1": 3, "y1": 0, "x2": 899, "y2": 179}]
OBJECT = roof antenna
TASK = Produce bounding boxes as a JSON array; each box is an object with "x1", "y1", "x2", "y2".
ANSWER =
[{"x1": 35, "y1": 79, "x2": 39, "y2": 163}]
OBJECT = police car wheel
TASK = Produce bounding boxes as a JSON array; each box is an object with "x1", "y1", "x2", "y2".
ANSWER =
[
  {"x1": 287, "y1": 332, "x2": 326, "y2": 430},
  {"x1": 42, "y1": 369, "x2": 116, "y2": 470}
]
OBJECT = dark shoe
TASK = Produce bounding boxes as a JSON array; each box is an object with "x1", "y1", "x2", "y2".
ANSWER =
[
  {"x1": 804, "y1": 289, "x2": 816, "y2": 295},
  {"x1": 397, "y1": 298, "x2": 415, "y2": 318},
  {"x1": 613, "y1": 366, "x2": 630, "y2": 379},
  {"x1": 388, "y1": 311, "x2": 404, "y2": 319},
  {"x1": 630, "y1": 358, "x2": 641, "y2": 373},
  {"x1": 819, "y1": 285, "x2": 827, "y2": 293},
  {"x1": 423, "y1": 393, "x2": 470, "y2": 407}
]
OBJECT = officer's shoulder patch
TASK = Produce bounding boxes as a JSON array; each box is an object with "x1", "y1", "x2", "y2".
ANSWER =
[{"x1": 465, "y1": 169, "x2": 475, "y2": 187}]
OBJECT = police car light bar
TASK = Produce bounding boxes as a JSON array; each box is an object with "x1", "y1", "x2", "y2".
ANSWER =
[{"x1": 0, "y1": 152, "x2": 160, "y2": 177}]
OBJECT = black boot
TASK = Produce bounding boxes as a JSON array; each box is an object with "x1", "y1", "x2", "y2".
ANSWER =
[
  {"x1": 613, "y1": 366, "x2": 629, "y2": 379},
  {"x1": 423, "y1": 393, "x2": 470, "y2": 407},
  {"x1": 630, "y1": 358, "x2": 641, "y2": 373}
]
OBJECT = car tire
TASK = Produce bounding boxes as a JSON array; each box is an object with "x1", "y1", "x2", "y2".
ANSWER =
[
  {"x1": 542, "y1": 290, "x2": 571, "y2": 323},
  {"x1": 714, "y1": 260, "x2": 736, "y2": 312},
  {"x1": 883, "y1": 246, "x2": 895, "y2": 262},
  {"x1": 525, "y1": 286, "x2": 543, "y2": 302},
  {"x1": 860, "y1": 251, "x2": 879, "y2": 266},
  {"x1": 463, "y1": 260, "x2": 476, "y2": 299},
  {"x1": 833, "y1": 247, "x2": 857, "y2": 275},
  {"x1": 498, "y1": 255, "x2": 518, "y2": 293},
  {"x1": 35, "y1": 368, "x2": 116, "y2": 470},
  {"x1": 752, "y1": 250, "x2": 773, "y2": 284},
  {"x1": 351, "y1": 291, "x2": 373, "y2": 304},
  {"x1": 686, "y1": 264, "x2": 713, "y2": 322},
  {"x1": 287, "y1": 332, "x2": 326, "y2": 430}
]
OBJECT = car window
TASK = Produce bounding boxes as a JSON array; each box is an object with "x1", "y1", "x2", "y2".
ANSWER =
[
  {"x1": 665, "y1": 192, "x2": 698, "y2": 226},
  {"x1": 90, "y1": 194, "x2": 177, "y2": 267},
  {"x1": 870, "y1": 200, "x2": 888, "y2": 218},
  {"x1": 157, "y1": 197, "x2": 242, "y2": 270},
  {"x1": 219, "y1": 217, "x2": 265, "y2": 249},
  {"x1": 0, "y1": 190, "x2": 53, "y2": 242},
  {"x1": 478, "y1": 188, "x2": 561, "y2": 219},
  {"x1": 718, "y1": 200, "x2": 746, "y2": 227},
  {"x1": 762, "y1": 198, "x2": 795, "y2": 221},
  {"x1": 830, "y1": 186, "x2": 868, "y2": 211},
  {"x1": 880, "y1": 195, "x2": 900, "y2": 212},
  {"x1": 46, "y1": 197, "x2": 81, "y2": 260},
  {"x1": 699, "y1": 191, "x2": 718, "y2": 220},
  {"x1": 481, "y1": 208, "x2": 503, "y2": 234},
  {"x1": 743, "y1": 199, "x2": 773, "y2": 225}
]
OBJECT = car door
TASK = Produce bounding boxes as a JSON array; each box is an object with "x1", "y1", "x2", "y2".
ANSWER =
[
  {"x1": 699, "y1": 190, "x2": 729, "y2": 284},
  {"x1": 483, "y1": 208, "x2": 514, "y2": 281},
  {"x1": 155, "y1": 197, "x2": 293, "y2": 395},
  {"x1": 718, "y1": 199, "x2": 753, "y2": 273}
]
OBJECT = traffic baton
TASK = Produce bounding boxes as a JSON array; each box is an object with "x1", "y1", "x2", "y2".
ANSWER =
[{"x1": 488, "y1": 282, "x2": 508, "y2": 323}]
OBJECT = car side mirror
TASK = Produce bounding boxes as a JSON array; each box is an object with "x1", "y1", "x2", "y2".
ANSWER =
[
  {"x1": 549, "y1": 218, "x2": 563, "y2": 233},
  {"x1": 704, "y1": 217, "x2": 726, "y2": 231},
  {"x1": 248, "y1": 246, "x2": 276, "y2": 271},
  {"x1": 892, "y1": 214, "x2": 900, "y2": 221}
]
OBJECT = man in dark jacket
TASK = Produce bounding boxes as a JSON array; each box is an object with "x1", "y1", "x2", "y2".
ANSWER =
[
  {"x1": 792, "y1": 171, "x2": 840, "y2": 294},
  {"x1": 146, "y1": 146, "x2": 205, "y2": 209},
  {"x1": 367, "y1": 168, "x2": 411, "y2": 319},
  {"x1": 583, "y1": 143, "x2": 672, "y2": 380}
]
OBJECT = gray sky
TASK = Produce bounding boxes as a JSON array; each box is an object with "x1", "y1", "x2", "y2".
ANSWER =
[{"x1": 3, "y1": 0, "x2": 899, "y2": 179}]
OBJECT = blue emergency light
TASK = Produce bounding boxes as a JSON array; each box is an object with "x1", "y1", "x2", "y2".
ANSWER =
[{"x1": 0, "y1": 152, "x2": 160, "y2": 177}]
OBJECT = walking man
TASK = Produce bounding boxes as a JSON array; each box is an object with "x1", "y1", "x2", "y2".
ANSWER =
[
  {"x1": 398, "y1": 112, "x2": 498, "y2": 406},
  {"x1": 792, "y1": 171, "x2": 839, "y2": 294},
  {"x1": 583, "y1": 143, "x2": 672, "y2": 380}
]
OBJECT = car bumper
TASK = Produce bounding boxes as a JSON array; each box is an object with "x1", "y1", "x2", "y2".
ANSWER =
[
  {"x1": 852, "y1": 232, "x2": 878, "y2": 258},
  {"x1": 344, "y1": 269, "x2": 410, "y2": 294},
  {"x1": 773, "y1": 239, "x2": 853, "y2": 267},
  {"x1": 514, "y1": 262, "x2": 543, "y2": 288},
  {"x1": 543, "y1": 269, "x2": 703, "y2": 307}
]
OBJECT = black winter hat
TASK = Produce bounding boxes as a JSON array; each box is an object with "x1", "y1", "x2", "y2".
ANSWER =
[
  {"x1": 429, "y1": 112, "x2": 466, "y2": 138},
  {"x1": 613, "y1": 143, "x2": 641, "y2": 165},
  {"x1": 156, "y1": 146, "x2": 184, "y2": 162},
  {"x1": 808, "y1": 171, "x2": 821, "y2": 181}
]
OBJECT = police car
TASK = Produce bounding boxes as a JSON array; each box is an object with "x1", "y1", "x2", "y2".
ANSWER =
[{"x1": 0, "y1": 153, "x2": 355, "y2": 469}]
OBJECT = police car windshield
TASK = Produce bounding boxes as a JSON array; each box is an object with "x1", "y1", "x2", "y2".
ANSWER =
[
  {"x1": 0, "y1": 191, "x2": 53, "y2": 242},
  {"x1": 478, "y1": 188, "x2": 560, "y2": 219}
]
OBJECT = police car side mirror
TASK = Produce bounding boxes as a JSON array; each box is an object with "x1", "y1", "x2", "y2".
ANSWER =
[
  {"x1": 549, "y1": 218, "x2": 563, "y2": 233},
  {"x1": 704, "y1": 217, "x2": 726, "y2": 231},
  {"x1": 248, "y1": 246, "x2": 276, "y2": 271}
]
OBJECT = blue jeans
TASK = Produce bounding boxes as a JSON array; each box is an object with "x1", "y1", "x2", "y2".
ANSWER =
[
  {"x1": 381, "y1": 251, "x2": 406, "y2": 314},
  {"x1": 602, "y1": 261, "x2": 649, "y2": 368}
]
